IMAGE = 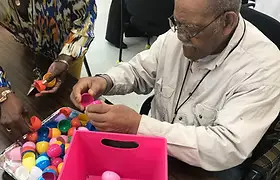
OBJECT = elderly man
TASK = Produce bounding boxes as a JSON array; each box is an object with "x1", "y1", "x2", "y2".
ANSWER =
[{"x1": 71, "y1": 0, "x2": 280, "y2": 179}]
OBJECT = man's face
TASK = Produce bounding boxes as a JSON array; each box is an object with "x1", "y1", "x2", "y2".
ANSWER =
[{"x1": 174, "y1": 0, "x2": 225, "y2": 61}]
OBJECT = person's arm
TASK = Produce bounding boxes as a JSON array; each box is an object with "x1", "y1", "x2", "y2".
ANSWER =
[
  {"x1": 59, "y1": 0, "x2": 97, "y2": 63},
  {"x1": 137, "y1": 84, "x2": 280, "y2": 171},
  {"x1": 104, "y1": 32, "x2": 168, "y2": 95}
]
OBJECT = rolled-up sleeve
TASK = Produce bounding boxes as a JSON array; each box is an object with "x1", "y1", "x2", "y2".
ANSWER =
[
  {"x1": 59, "y1": 0, "x2": 97, "y2": 59},
  {"x1": 138, "y1": 85, "x2": 280, "y2": 171}
]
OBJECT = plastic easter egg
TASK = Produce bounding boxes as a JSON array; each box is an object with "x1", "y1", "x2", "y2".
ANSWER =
[
  {"x1": 43, "y1": 73, "x2": 56, "y2": 88},
  {"x1": 36, "y1": 141, "x2": 49, "y2": 154},
  {"x1": 27, "y1": 132, "x2": 38, "y2": 142},
  {"x1": 77, "y1": 127, "x2": 89, "y2": 131},
  {"x1": 69, "y1": 111, "x2": 79, "y2": 119},
  {"x1": 58, "y1": 135, "x2": 68, "y2": 143},
  {"x1": 57, "y1": 162, "x2": 63, "y2": 174},
  {"x1": 65, "y1": 143, "x2": 70, "y2": 154},
  {"x1": 59, "y1": 107, "x2": 72, "y2": 118},
  {"x1": 71, "y1": 117, "x2": 81, "y2": 128},
  {"x1": 86, "y1": 122, "x2": 96, "y2": 131},
  {"x1": 34, "y1": 80, "x2": 46, "y2": 92},
  {"x1": 44, "y1": 121, "x2": 58, "y2": 128},
  {"x1": 78, "y1": 114, "x2": 88, "y2": 126},
  {"x1": 30, "y1": 116, "x2": 42, "y2": 131},
  {"x1": 41, "y1": 172, "x2": 56, "y2": 180},
  {"x1": 60, "y1": 144, "x2": 65, "y2": 157},
  {"x1": 47, "y1": 144, "x2": 62, "y2": 158},
  {"x1": 43, "y1": 168, "x2": 57, "y2": 176},
  {"x1": 36, "y1": 156, "x2": 49, "y2": 164},
  {"x1": 21, "y1": 146, "x2": 35, "y2": 155},
  {"x1": 36, "y1": 160, "x2": 51, "y2": 171},
  {"x1": 29, "y1": 166, "x2": 43, "y2": 180},
  {"x1": 38, "y1": 127, "x2": 50, "y2": 138},
  {"x1": 54, "y1": 141, "x2": 63, "y2": 146},
  {"x1": 51, "y1": 128, "x2": 61, "y2": 138},
  {"x1": 15, "y1": 166, "x2": 30, "y2": 180},
  {"x1": 93, "y1": 100, "x2": 102, "y2": 105},
  {"x1": 67, "y1": 127, "x2": 76, "y2": 136},
  {"x1": 45, "y1": 166, "x2": 58, "y2": 175},
  {"x1": 81, "y1": 93, "x2": 94, "y2": 107},
  {"x1": 49, "y1": 138, "x2": 57, "y2": 145},
  {"x1": 54, "y1": 114, "x2": 67, "y2": 122},
  {"x1": 37, "y1": 136, "x2": 50, "y2": 142},
  {"x1": 57, "y1": 120, "x2": 71, "y2": 134},
  {"x1": 39, "y1": 153, "x2": 48, "y2": 157},
  {"x1": 101, "y1": 171, "x2": 121, "y2": 180},
  {"x1": 22, "y1": 152, "x2": 36, "y2": 171},
  {"x1": 23, "y1": 141, "x2": 36, "y2": 149},
  {"x1": 51, "y1": 157, "x2": 63, "y2": 167}
]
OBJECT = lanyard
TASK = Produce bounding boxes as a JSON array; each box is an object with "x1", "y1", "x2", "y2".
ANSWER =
[
  {"x1": 171, "y1": 19, "x2": 247, "y2": 124},
  {"x1": 171, "y1": 62, "x2": 210, "y2": 124}
]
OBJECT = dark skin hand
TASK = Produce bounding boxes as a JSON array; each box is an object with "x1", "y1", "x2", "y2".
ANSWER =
[
  {"x1": 85, "y1": 103, "x2": 141, "y2": 134},
  {"x1": 35, "y1": 54, "x2": 74, "y2": 97},
  {"x1": 70, "y1": 76, "x2": 141, "y2": 134},
  {"x1": 0, "y1": 87, "x2": 30, "y2": 143}
]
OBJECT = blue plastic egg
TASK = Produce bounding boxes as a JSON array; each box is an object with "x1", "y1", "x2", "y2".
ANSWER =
[
  {"x1": 85, "y1": 122, "x2": 96, "y2": 131},
  {"x1": 37, "y1": 136, "x2": 50, "y2": 142},
  {"x1": 44, "y1": 121, "x2": 58, "y2": 128},
  {"x1": 36, "y1": 156, "x2": 49, "y2": 164},
  {"x1": 69, "y1": 111, "x2": 79, "y2": 119},
  {"x1": 38, "y1": 127, "x2": 50, "y2": 138},
  {"x1": 36, "y1": 160, "x2": 50, "y2": 171}
]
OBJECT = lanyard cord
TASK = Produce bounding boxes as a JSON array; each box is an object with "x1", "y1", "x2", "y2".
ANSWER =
[{"x1": 171, "y1": 62, "x2": 210, "y2": 124}]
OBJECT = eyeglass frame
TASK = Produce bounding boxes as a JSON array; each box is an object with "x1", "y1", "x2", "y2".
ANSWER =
[{"x1": 168, "y1": 11, "x2": 228, "y2": 39}]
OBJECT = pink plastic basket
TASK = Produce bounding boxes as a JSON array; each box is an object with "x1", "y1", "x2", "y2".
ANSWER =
[{"x1": 59, "y1": 131, "x2": 167, "y2": 180}]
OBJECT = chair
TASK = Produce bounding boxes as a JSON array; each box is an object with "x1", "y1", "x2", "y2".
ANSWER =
[
  {"x1": 118, "y1": 0, "x2": 174, "y2": 62},
  {"x1": 139, "y1": 6, "x2": 280, "y2": 180}
]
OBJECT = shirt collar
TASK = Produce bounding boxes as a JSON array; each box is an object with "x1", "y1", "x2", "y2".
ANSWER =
[{"x1": 195, "y1": 14, "x2": 246, "y2": 71}]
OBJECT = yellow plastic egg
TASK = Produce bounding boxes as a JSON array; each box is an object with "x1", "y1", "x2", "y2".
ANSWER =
[
  {"x1": 51, "y1": 128, "x2": 61, "y2": 138},
  {"x1": 22, "y1": 152, "x2": 36, "y2": 171},
  {"x1": 57, "y1": 162, "x2": 64, "y2": 174},
  {"x1": 65, "y1": 143, "x2": 70, "y2": 153},
  {"x1": 78, "y1": 114, "x2": 88, "y2": 126},
  {"x1": 36, "y1": 141, "x2": 49, "y2": 154}
]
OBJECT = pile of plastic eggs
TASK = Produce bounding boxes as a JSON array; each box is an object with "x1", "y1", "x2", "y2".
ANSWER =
[{"x1": 12, "y1": 107, "x2": 97, "y2": 180}]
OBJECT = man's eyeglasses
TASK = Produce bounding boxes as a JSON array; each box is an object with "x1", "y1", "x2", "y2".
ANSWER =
[{"x1": 168, "y1": 12, "x2": 226, "y2": 39}]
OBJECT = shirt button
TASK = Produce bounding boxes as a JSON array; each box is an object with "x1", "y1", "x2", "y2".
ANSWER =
[
  {"x1": 179, "y1": 117, "x2": 183, "y2": 121},
  {"x1": 199, "y1": 115, "x2": 203, "y2": 119}
]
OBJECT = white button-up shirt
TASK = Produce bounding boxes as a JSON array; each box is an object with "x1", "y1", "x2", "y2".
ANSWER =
[{"x1": 105, "y1": 15, "x2": 280, "y2": 171}]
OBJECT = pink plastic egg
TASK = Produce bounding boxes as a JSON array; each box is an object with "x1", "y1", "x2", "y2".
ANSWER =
[
  {"x1": 101, "y1": 171, "x2": 120, "y2": 180},
  {"x1": 51, "y1": 157, "x2": 63, "y2": 167},
  {"x1": 23, "y1": 141, "x2": 36, "y2": 149},
  {"x1": 77, "y1": 127, "x2": 89, "y2": 131},
  {"x1": 47, "y1": 144, "x2": 62, "y2": 158}
]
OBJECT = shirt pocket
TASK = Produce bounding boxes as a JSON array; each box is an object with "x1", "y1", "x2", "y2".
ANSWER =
[
  {"x1": 193, "y1": 103, "x2": 217, "y2": 126},
  {"x1": 154, "y1": 78, "x2": 174, "y2": 118}
]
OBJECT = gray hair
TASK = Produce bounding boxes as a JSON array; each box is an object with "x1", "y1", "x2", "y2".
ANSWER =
[{"x1": 208, "y1": 0, "x2": 242, "y2": 16}]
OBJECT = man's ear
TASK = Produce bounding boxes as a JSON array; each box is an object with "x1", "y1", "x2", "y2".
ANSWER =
[{"x1": 222, "y1": 11, "x2": 239, "y2": 36}]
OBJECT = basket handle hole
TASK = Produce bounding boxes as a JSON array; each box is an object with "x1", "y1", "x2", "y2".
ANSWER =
[{"x1": 101, "y1": 139, "x2": 139, "y2": 149}]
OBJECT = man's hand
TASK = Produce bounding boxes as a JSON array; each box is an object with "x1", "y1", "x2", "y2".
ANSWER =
[
  {"x1": 35, "y1": 55, "x2": 73, "y2": 97},
  {"x1": 0, "y1": 90, "x2": 30, "y2": 143},
  {"x1": 85, "y1": 103, "x2": 141, "y2": 134},
  {"x1": 70, "y1": 77, "x2": 108, "y2": 111}
]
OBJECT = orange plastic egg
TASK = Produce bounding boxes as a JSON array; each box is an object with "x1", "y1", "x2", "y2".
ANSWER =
[
  {"x1": 71, "y1": 117, "x2": 81, "y2": 128},
  {"x1": 67, "y1": 127, "x2": 76, "y2": 136},
  {"x1": 51, "y1": 128, "x2": 61, "y2": 138},
  {"x1": 27, "y1": 132, "x2": 38, "y2": 142}
]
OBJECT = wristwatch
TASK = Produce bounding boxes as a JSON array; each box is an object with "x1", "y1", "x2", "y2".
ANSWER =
[{"x1": 0, "y1": 90, "x2": 13, "y2": 103}]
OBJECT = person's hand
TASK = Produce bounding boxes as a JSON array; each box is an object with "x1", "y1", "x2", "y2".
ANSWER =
[
  {"x1": 85, "y1": 103, "x2": 141, "y2": 134},
  {"x1": 0, "y1": 91, "x2": 30, "y2": 143},
  {"x1": 70, "y1": 77, "x2": 108, "y2": 111},
  {"x1": 36, "y1": 54, "x2": 73, "y2": 97}
]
